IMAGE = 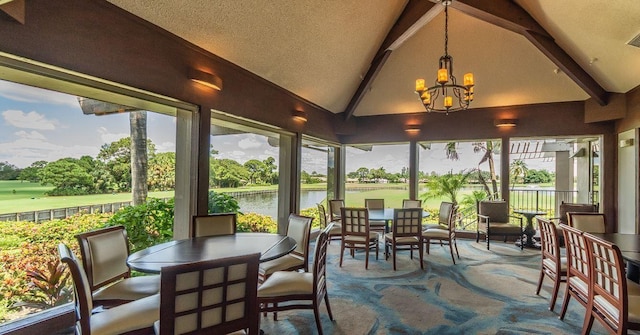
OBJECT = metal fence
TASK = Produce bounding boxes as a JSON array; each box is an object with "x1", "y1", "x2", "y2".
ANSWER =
[{"x1": 0, "y1": 201, "x2": 133, "y2": 222}]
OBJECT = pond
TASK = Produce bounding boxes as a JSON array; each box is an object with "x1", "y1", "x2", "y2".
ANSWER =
[{"x1": 236, "y1": 189, "x2": 327, "y2": 219}]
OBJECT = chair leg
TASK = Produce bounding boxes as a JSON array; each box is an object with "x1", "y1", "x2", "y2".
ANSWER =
[
  {"x1": 581, "y1": 307, "x2": 594, "y2": 335},
  {"x1": 535, "y1": 269, "x2": 545, "y2": 295},
  {"x1": 448, "y1": 239, "x2": 456, "y2": 265},
  {"x1": 418, "y1": 243, "x2": 424, "y2": 270},
  {"x1": 339, "y1": 244, "x2": 345, "y2": 267},
  {"x1": 549, "y1": 276, "x2": 561, "y2": 312},
  {"x1": 313, "y1": 301, "x2": 324, "y2": 335},
  {"x1": 375, "y1": 240, "x2": 379, "y2": 260},
  {"x1": 425, "y1": 238, "x2": 431, "y2": 255},
  {"x1": 453, "y1": 238, "x2": 460, "y2": 259},
  {"x1": 365, "y1": 244, "x2": 370, "y2": 269},
  {"x1": 392, "y1": 243, "x2": 397, "y2": 271},
  {"x1": 324, "y1": 293, "x2": 334, "y2": 321},
  {"x1": 558, "y1": 290, "x2": 572, "y2": 320}
]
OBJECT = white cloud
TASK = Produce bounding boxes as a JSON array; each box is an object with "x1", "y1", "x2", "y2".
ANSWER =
[
  {"x1": 238, "y1": 136, "x2": 262, "y2": 149},
  {"x1": 155, "y1": 141, "x2": 176, "y2": 152},
  {"x1": 2, "y1": 110, "x2": 57, "y2": 130},
  {"x1": 0, "y1": 81, "x2": 80, "y2": 107},
  {"x1": 14, "y1": 130, "x2": 46, "y2": 140},
  {"x1": 0, "y1": 137, "x2": 98, "y2": 168},
  {"x1": 97, "y1": 127, "x2": 128, "y2": 144}
]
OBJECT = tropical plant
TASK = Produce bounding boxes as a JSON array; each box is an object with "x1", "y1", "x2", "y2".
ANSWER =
[
  {"x1": 420, "y1": 170, "x2": 473, "y2": 205},
  {"x1": 207, "y1": 191, "x2": 241, "y2": 214},
  {"x1": 106, "y1": 197, "x2": 174, "y2": 252},
  {"x1": 509, "y1": 159, "x2": 528, "y2": 187}
]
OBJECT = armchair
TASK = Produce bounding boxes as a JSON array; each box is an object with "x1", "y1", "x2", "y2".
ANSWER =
[{"x1": 476, "y1": 201, "x2": 523, "y2": 250}]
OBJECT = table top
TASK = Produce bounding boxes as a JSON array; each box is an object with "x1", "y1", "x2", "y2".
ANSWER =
[
  {"x1": 367, "y1": 208, "x2": 430, "y2": 221},
  {"x1": 590, "y1": 233, "x2": 640, "y2": 265},
  {"x1": 127, "y1": 233, "x2": 297, "y2": 273},
  {"x1": 513, "y1": 209, "x2": 547, "y2": 216}
]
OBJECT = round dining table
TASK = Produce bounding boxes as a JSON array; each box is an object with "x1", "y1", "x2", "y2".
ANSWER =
[
  {"x1": 127, "y1": 233, "x2": 297, "y2": 273},
  {"x1": 367, "y1": 208, "x2": 430, "y2": 232}
]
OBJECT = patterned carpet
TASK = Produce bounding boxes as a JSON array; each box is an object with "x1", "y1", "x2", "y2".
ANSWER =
[{"x1": 258, "y1": 238, "x2": 609, "y2": 335}]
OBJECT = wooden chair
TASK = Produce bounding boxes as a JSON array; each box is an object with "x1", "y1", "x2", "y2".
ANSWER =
[
  {"x1": 582, "y1": 233, "x2": 640, "y2": 335},
  {"x1": 317, "y1": 203, "x2": 341, "y2": 242},
  {"x1": 58, "y1": 243, "x2": 159, "y2": 335},
  {"x1": 365, "y1": 198, "x2": 386, "y2": 235},
  {"x1": 556, "y1": 201, "x2": 599, "y2": 226},
  {"x1": 558, "y1": 224, "x2": 591, "y2": 320},
  {"x1": 567, "y1": 212, "x2": 606, "y2": 233},
  {"x1": 402, "y1": 199, "x2": 422, "y2": 209},
  {"x1": 422, "y1": 203, "x2": 460, "y2": 264},
  {"x1": 339, "y1": 207, "x2": 379, "y2": 269},
  {"x1": 258, "y1": 213, "x2": 312, "y2": 283},
  {"x1": 75, "y1": 225, "x2": 160, "y2": 307},
  {"x1": 384, "y1": 208, "x2": 424, "y2": 270},
  {"x1": 191, "y1": 212, "x2": 237, "y2": 237},
  {"x1": 535, "y1": 217, "x2": 566, "y2": 311},
  {"x1": 328, "y1": 199, "x2": 344, "y2": 223},
  {"x1": 155, "y1": 253, "x2": 260, "y2": 335},
  {"x1": 258, "y1": 227, "x2": 334, "y2": 335},
  {"x1": 424, "y1": 201, "x2": 453, "y2": 230},
  {"x1": 476, "y1": 201, "x2": 524, "y2": 250}
]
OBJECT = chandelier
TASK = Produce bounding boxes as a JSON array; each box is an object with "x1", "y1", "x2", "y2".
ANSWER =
[{"x1": 415, "y1": 0, "x2": 474, "y2": 114}]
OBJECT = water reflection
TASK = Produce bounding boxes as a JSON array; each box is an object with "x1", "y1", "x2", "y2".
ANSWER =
[{"x1": 236, "y1": 189, "x2": 327, "y2": 219}]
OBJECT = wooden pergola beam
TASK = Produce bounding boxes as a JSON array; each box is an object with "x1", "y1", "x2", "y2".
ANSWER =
[
  {"x1": 0, "y1": 0, "x2": 25, "y2": 24},
  {"x1": 343, "y1": 0, "x2": 440, "y2": 120},
  {"x1": 451, "y1": 0, "x2": 609, "y2": 106}
]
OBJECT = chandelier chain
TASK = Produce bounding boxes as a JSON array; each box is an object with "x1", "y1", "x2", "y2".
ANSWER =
[{"x1": 444, "y1": 3, "x2": 449, "y2": 57}]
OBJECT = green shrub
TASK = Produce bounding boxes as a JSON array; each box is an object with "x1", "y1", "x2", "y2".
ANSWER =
[
  {"x1": 208, "y1": 191, "x2": 240, "y2": 213},
  {"x1": 237, "y1": 212, "x2": 277, "y2": 233},
  {"x1": 107, "y1": 198, "x2": 174, "y2": 253},
  {"x1": 300, "y1": 206, "x2": 320, "y2": 228}
]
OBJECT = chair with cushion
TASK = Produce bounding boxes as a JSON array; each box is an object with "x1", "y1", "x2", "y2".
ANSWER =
[
  {"x1": 556, "y1": 201, "x2": 599, "y2": 226},
  {"x1": 328, "y1": 199, "x2": 344, "y2": 224},
  {"x1": 402, "y1": 199, "x2": 422, "y2": 209},
  {"x1": 424, "y1": 201, "x2": 453, "y2": 230},
  {"x1": 558, "y1": 224, "x2": 591, "y2": 320},
  {"x1": 340, "y1": 207, "x2": 379, "y2": 269},
  {"x1": 567, "y1": 212, "x2": 606, "y2": 233},
  {"x1": 259, "y1": 213, "x2": 312, "y2": 283},
  {"x1": 384, "y1": 208, "x2": 423, "y2": 270},
  {"x1": 422, "y1": 203, "x2": 460, "y2": 264},
  {"x1": 258, "y1": 226, "x2": 334, "y2": 335},
  {"x1": 317, "y1": 203, "x2": 341, "y2": 242},
  {"x1": 365, "y1": 198, "x2": 387, "y2": 235},
  {"x1": 191, "y1": 213, "x2": 237, "y2": 237},
  {"x1": 155, "y1": 253, "x2": 260, "y2": 335},
  {"x1": 476, "y1": 201, "x2": 524, "y2": 250},
  {"x1": 581, "y1": 233, "x2": 640, "y2": 334},
  {"x1": 75, "y1": 225, "x2": 160, "y2": 307},
  {"x1": 535, "y1": 217, "x2": 566, "y2": 311},
  {"x1": 58, "y1": 243, "x2": 159, "y2": 335}
]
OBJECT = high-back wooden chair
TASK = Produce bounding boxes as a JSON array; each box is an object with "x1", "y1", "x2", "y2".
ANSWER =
[
  {"x1": 422, "y1": 203, "x2": 460, "y2": 264},
  {"x1": 156, "y1": 253, "x2": 260, "y2": 335},
  {"x1": 424, "y1": 201, "x2": 454, "y2": 230},
  {"x1": 339, "y1": 207, "x2": 379, "y2": 269},
  {"x1": 258, "y1": 226, "x2": 335, "y2": 335},
  {"x1": 535, "y1": 217, "x2": 566, "y2": 311},
  {"x1": 258, "y1": 213, "x2": 312, "y2": 283},
  {"x1": 328, "y1": 199, "x2": 344, "y2": 223},
  {"x1": 365, "y1": 198, "x2": 386, "y2": 235},
  {"x1": 191, "y1": 212, "x2": 237, "y2": 237},
  {"x1": 567, "y1": 212, "x2": 606, "y2": 233},
  {"x1": 582, "y1": 233, "x2": 640, "y2": 334},
  {"x1": 75, "y1": 225, "x2": 160, "y2": 307},
  {"x1": 58, "y1": 243, "x2": 159, "y2": 335},
  {"x1": 384, "y1": 208, "x2": 423, "y2": 270},
  {"x1": 317, "y1": 203, "x2": 341, "y2": 242},
  {"x1": 402, "y1": 199, "x2": 422, "y2": 209},
  {"x1": 558, "y1": 224, "x2": 591, "y2": 320}
]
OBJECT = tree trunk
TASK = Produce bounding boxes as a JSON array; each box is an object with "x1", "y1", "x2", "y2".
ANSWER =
[
  {"x1": 130, "y1": 111, "x2": 148, "y2": 205},
  {"x1": 487, "y1": 142, "x2": 499, "y2": 198}
]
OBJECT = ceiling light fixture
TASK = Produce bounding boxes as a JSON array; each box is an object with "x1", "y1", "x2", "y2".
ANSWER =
[
  {"x1": 190, "y1": 69, "x2": 223, "y2": 91},
  {"x1": 405, "y1": 124, "x2": 421, "y2": 134},
  {"x1": 292, "y1": 110, "x2": 307, "y2": 122},
  {"x1": 494, "y1": 119, "x2": 517, "y2": 128},
  {"x1": 415, "y1": 0, "x2": 473, "y2": 114}
]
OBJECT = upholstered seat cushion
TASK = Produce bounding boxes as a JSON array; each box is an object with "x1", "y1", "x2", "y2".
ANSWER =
[
  {"x1": 257, "y1": 271, "x2": 313, "y2": 297},
  {"x1": 592, "y1": 295, "x2": 640, "y2": 324},
  {"x1": 344, "y1": 233, "x2": 378, "y2": 243},
  {"x1": 384, "y1": 233, "x2": 419, "y2": 243},
  {"x1": 92, "y1": 274, "x2": 160, "y2": 302},
  {"x1": 423, "y1": 223, "x2": 446, "y2": 230},
  {"x1": 422, "y1": 228, "x2": 449, "y2": 239},
  {"x1": 569, "y1": 276, "x2": 589, "y2": 296},
  {"x1": 328, "y1": 223, "x2": 342, "y2": 236},
  {"x1": 542, "y1": 256, "x2": 567, "y2": 272},
  {"x1": 480, "y1": 222, "x2": 522, "y2": 235},
  {"x1": 91, "y1": 293, "x2": 159, "y2": 335},
  {"x1": 258, "y1": 254, "x2": 305, "y2": 277}
]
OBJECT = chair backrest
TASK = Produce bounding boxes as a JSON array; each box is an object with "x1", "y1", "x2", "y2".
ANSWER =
[
  {"x1": 75, "y1": 225, "x2": 131, "y2": 292},
  {"x1": 478, "y1": 201, "x2": 509, "y2": 223},
  {"x1": 438, "y1": 201, "x2": 454, "y2": 226},
  {"x1": 392, "y1": 208, "x2": 423, "y2": 238},
  {"x1": 364, "y1": 199, "x2": 384, "y2": 210},
  {"x1": 191, "y1": 213, "x2": 237, "y2": 237},
  {"x1": 558, "y1": 201, "x2": 598, "y2": 225},
  {"x1": 313, "y1": 226, "x2": 331, "y2": 299},
  {"x1": 340, "y1": 207, "x2": 370, "y2": 237},
  {"x1": 58, "y1": 243, "x2": 93, "y2": 335},
  {"x1": 448, "y1": 205, "x2": 459, "y2": 235},
  {"x1": 583, "y1": 232, "x2": 628, "y2": 333},
  {"x1": 317, "y1": 203, "x2": 328, "y2": 229},
  {"x1": 402, "y1": 199, "x2": 422, "y2": 209},
  {"x1": 561, "y1": 224, "x2": 591, "y2": 296},
  {"x1": 329, "y1": 199, "x2": 344, "y2": 222},
  {"x1": 157, "y1": 253, "x2": 260, "y2": 335},
  {"x1": 567, "y1": 212, "x2": 606, "y2": 233},
  {"x1": 537, "y1": 217, "x2": 561, "y2": 267},
  {"x1": 286, "y1": 214, "x2": 313, "y2": 265}
]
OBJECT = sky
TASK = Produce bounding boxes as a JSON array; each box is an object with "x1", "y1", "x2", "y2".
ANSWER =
[{"x1": 0, "y1": 79, "x2": 554, "y2": 174}]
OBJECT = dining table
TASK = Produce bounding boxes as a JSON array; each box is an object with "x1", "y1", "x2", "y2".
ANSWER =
[
  {"x1": 513, "y1": 209, "x2": 547, "y2": 249},
  {"x1": 590, "y1": 233, "x2": 640, "y2": 282},
  {"x1": 127, "y1": 233, "x2": 297, "y2": 274}
]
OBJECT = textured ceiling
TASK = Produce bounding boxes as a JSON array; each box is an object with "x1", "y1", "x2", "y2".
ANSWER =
[{"x1": 108, "y1": 0, "x2": 640, "y2": 116}]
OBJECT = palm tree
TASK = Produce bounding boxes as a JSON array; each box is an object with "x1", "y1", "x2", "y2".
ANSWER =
[
  {"x1": 444, "y1": 141, "x2": 501, "y2": 199},
  {"x1": 509, "y1": 159, "x2": 528, "y2": 188},
  {"x1": 421, "y1": 170, "x2": 473, "y2": 206}
]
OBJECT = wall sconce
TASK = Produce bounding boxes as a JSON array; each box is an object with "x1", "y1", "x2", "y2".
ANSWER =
[
  {"x1": 405, "y1": 124, "x2": 421, "y2": 134},
  {"x1": 292, "y1": 110, "x2": 307, "y2": 122},
  {"x1": 189, "y1": 69, "x2": 223, "y2": 90},
  {"x1": 494, "y1": 119, "x2": 517, "y2": 128}
]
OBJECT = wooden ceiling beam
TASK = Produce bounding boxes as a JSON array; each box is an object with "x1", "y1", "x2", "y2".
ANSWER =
[
  {"x1": 451, "y1": 0, "x2": 608, "y2": 106},
  {"x1": 344, "y1": 0, "x2": 439, "y2": 120},
  {"x1": 0, "y1": 0, "x2": 25, "y2": 24}
]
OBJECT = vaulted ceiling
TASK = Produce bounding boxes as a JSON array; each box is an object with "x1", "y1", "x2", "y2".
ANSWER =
[{"x1": 107, "y1": 0, "x2": 640, "y2": 118}]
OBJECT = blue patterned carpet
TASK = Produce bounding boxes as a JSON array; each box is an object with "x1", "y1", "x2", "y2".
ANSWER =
[{"x1": 258, "y1": 238, "x2": 608, "y2": 335}]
